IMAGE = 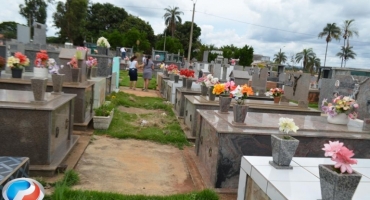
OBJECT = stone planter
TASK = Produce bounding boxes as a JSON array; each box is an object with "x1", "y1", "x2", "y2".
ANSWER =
[
  {"x1": 186, "y1": 78, "x2": 193, "y2": 90},
  {"x1": 219, "y1": 96, "x2": 232, "y2": 113},
  {"x1": 86, "y1": 68, "x2": 92, "y2": 80},
  {"x1": 274, "y1": 96, "x2": 281, "y2": 103},
  {"x1": 33, "y1": 67, "x2": 49, "y2": 78},
  {"x1": 71, "y1": 68, "x2": 81, "y2": 83},
  {"x1": 174, "y1": 75, "x2": 179, "y2": 83},
  {"x1": 52, "y1": 74, "x2": 65, "y2": 94},
  {"x1": 201, "y1": 85, "x2": 208, "y2": 96},
  {"x1": 269, "y1": 134, "x2": 299, "y2": 169},
  {"x1": 319, "y1": 165, "x2": 362, "y2": 200},
  {"x1": 31, "y1": 78, "x2": 48, "y2": 102},
  {"x1": 11, "y1": 68, "x2": 23, "y2": 78},
  {"x1": 327, "y1": 113, "x2": 349, "y2": 125},
  {"x1": 182, "y1": 77, "x2": 187, "y2": 88},
  {"x1": 208, "y1": 86, "x2": 216, "y2": 101},
  {"x1": 91, "y1": 67, "x2": 98, "y2": 77},
  {"x1": 169, "y1": 73, "x2": 175, "y2": 81},
  {"x1": 233, "y1": 104, "x2": 248, "y2": 124},
  {"x1": 93, "y1": 110, "x2": 114, "y2": 130}
]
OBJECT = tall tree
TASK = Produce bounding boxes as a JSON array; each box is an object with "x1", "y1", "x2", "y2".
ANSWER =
[
  {"x1": 155, "y1": 36, "x2": 183, "y2": 54},
  {"x1": 175, "y1": 22, "x2": 201, "y2": 56},
  {"x1": 273, "y1": 51, "x2": 287, "y2": 64},
  {"x1": 120, "y1": 15, "x2": 155, "y2": 47},
  {"x1": 0, "y1": 22, "x2": 19, "y2": 39},
  {"x1": 122, "y1": 28, "x2": 150, "y2": 53},
  {"x1": 53, "y1": 0, "x2": 89, "y2": 45},
  {"x1": 238, "y1": 45, "x2": 254, "y2": 67},
  {"x1": 341, "y1": 19, "x2": 359, "y2": 68},
  {"x1": 221, "y1": 45, "x2": 240, "y2": 60},
  {"x1": 19, "y1": 0, "x2": 52, "y2": 37},
  {"x1": 295, "y1": 48, "x2": 316, "y2": 71},
  {"x1": 307, "y1": 56, "x2": 321, "y2": 75},
  {"x1": 318, "y1": 23, "x2": 341, "y2": 67},
  {"x1": 163, "y1": 6, "x2": 183, "y2": 37},
  {"x1": 336, "y1": 46, "x2": 356, "y2": 68}
]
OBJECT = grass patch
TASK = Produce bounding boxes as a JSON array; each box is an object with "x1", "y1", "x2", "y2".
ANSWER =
[
  {"x1": 119, "y1": 71, "x2": 157, "y2": 89},
  {"x1": 95, "y1": 92, "x2": 189, "y2": 149},
  {"x1": 290, "y1": 100, "x2": 319, "y2": 109}
]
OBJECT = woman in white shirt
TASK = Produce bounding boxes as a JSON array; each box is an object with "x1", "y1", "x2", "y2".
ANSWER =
[{"x1": 128, "y1": 56, "x2": 143, "y2": 90}]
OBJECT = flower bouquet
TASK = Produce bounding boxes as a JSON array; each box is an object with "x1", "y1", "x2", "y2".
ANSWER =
[
  {"x1": 68, "y1": 56, "x2": 80, "y2": 82},
  {"x1": 86, "y1": 56, "x2": 98, "y2": 68},
  {"x1": 7, "y1": 52, "x2": 30, "y2": 78},
  {"x1": 321, "y1": 96, "x2": 358, "y2": 119},
  {"x1": 96, "y1": 37, "x2": 111, "y2": 48},
  {"x1": 265, "y1": 88, "x2": 284, "y2": 97},
  {"x1": 167, "y1": 64, "x2": 178, "y2": 74},
  {"x1": 278, "y1": 117, "x2": 299, "y2": 139},
  {"x1": 319, "y1": 141, "x2": 361, "y2": 199},
  {"x1": 212, "y1": 80, "x2": 236, "y2": 97},
  {"x1": 179, "y1": 69, "x2": 195, "y2": 78},
  {"x1": 68, "y1": 57, "x2": 78, "y2": 69},
  {"x1": 34, "y1": 50, "x2": 49, "y2": 68},
  {"x1": 230, "y1": 84, "x2": 254, "y2": 105}
]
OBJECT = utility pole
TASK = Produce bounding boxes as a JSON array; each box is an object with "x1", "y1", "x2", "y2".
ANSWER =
[
  {"x1": 187, "y1": 1, "x2": 196, "y2": 64},
  {"x1": 163, "y1": 32, "x2": 166, "y2": 51}
]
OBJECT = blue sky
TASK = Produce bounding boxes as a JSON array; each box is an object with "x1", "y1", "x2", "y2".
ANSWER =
[{"x1": 1, "y1": 0, "x2": 370, "y2": 68}]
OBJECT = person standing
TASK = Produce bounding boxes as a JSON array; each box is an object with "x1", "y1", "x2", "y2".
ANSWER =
[
  {"x1": 128, "y1": 56, "x2": 143, "y2": 90},
  {"x1": 142, "y1": 55, "x2": 154, "y2": 91},
  {"x1": 120, "y1": 47, "x2": 126, "y2": 59},
  {"x1": 142, "y1": 54, "x2": 146, "y2": 64}
]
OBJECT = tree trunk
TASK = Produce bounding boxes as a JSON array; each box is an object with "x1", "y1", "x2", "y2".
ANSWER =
[{"x1": 323, "y1": 41, "x2": 329, "y2": 67}]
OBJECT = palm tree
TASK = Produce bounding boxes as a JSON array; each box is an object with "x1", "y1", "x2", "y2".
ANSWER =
[
  {"x1": 336, "y1": 46, "x2": 356, "y2": 68},
  {"x1": 273, "y1": 51, "x2": 287, "y2": 64},
  {"x1": 163, "y1": 6, "x2": 184, "y2": 37},
  {"x1": 307, "y1": 56, "x2": 321, "y2": 75},
  {"x1": 341, "y1": 19, "x2": 359, "y2": 67},
  {"x1": 295, "y1": 48, "x2": 316, "y2": 71},
  {"x1": 318, "y1": 23, "x2": 341, "y2": 67}
]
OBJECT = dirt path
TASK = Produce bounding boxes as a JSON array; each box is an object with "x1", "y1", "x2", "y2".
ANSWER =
[{"x1": 72, "y1": 136, "x2": 196, "y2": 195}]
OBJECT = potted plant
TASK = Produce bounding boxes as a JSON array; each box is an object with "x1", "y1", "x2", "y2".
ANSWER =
[
  {"x1": 33, "y1": 50, "x2": 49, "y2": 78},
  {"x1": 179, "y1": 69, "x2": 195, "y2": 90},
  {"x1": 96, "y1": 37, "x2": 110, "y2": 55},
  {"x1": 0, "y1": 56, "x2": 5, "y2": 77},
  {"x1": 86, "y1": 56, "x2": 98, "y2": 80},
  {"x1": 7, "y1": 52, "x2": 30, "y2": 78},
  {"x1": 320, "y1": 141, "x2": 361, "y2": 200},
  {"x1": 213, "y1": 81, "x2": 236, "y2": 113},
  {"x1": 230, "y1": 84, "x2": 254, "y2": 123},
  {"x1": 93, "y1": 103, "x2": 114, "y2": 130},
  {"x1": 68, "y1": 56, "x2": 80, "y2": 83},
  {"x1": 269, "y1": 117, "x2": 299, "y2": 169},
  {"x1": 202, "y1": 74, "x2": 219, "y2": 100},
  {"x1": 321, "y1": 96, "x2": 358, "y2": 125},
  {"x1": 265, "y1": 88, "x2": 284, "y2": 103}
]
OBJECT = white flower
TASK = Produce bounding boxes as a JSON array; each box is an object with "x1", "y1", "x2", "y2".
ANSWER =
[
  {"x1": 211, "y1": 78, "x2": 219, "y2": 84},
  {"x1": 96, "y1": 37, "x2": 111, "y2": 48},
  {"x1": 278, "y1": 118, "x2": 299, "y2": 134},
  {"x1": 206, "y1": 74, "x2": 213, "y2": 80},
  {"x1": 265, "y1": 91, "x2": 273, "y2": 97},
  {"x1": 230, "y1": 85, "x2": 243, "y2": 99},
  {"x1": 343, "y1": 96, "x2": 350, "y2": 102}
]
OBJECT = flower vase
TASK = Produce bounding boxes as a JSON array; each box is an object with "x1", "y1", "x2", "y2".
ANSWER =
[
  {"x1": 33, "y1": 67, "x2": 49, "y2": 78},
  {"x1": 31, "y1": 78, "x2": 48, "y2": 102},
  {"x1": 233, "y1": 104, "x2": 248, "y2": 124},
  {"x1": 269, "y1": 134, "x2": 299, "y2": 169},
  {"x1": 86, "y1": 68, "x2": 92, "y2": 80},
  {"x1": 164, "y1": 70, "x2": 169, "y2": 77},
  {"x1": 52, "y1": 74, "x2": 64, "y2": 94},
  {"x1": 201, "y1": 85, "x2": 208, "y2": 96},
  {"x1": 169, "y1": 73, "x2": 175, "y2": 81},
  {"x1": 274, "y1": 96, "x2": 281, "y2": 103},
  {"x1": 208, "y1": 86, "x2": 216, "y2": 101},
  {"x1": 182, "y1": 77, "x2": 187, "y2": 88},
  {"x1": 174, "y1": 75, "x2": 179, "y2": 83},
  {"x1": 319, "y1": 165, "x2": 361, "y2": 200},
  {"x1": 327, "y1": 113, "x2": 349, "y2": 125},
  {"x1": 71, "y1": 68, "x2": 81, "y2": 83},
  {"x1": 219, "y1": 96, "x2": 232, "y2": 113},
  {"x1": 186, "y1": 78, "x2": 193, "y2": 90},
  {"x1": 91, "y1": 67, "x2": 98, "y2": 77},
  {"x1": 11, "y1": 68, "x2": 23, "y2": 78}
]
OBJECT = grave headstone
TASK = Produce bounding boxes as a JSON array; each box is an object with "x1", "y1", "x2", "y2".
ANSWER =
[
  {"x1": 203, "y1": 51, "x2": 209, "y2": 62},
  {"x1": 0, "y1": 45, "x2": 6, "y2": 60},
  {"x1": 233, "y1": 65, "x2": 244, "y2": 71},
  {"x1": 17, "y1": 24, "x2": 30, "y2": 44},
  {"x1": 281, "y1": 72, "x2": 310, "y2": 107},
  {"x1": 229, "y1": 70, "x2": 252, "y2": 85},
  {"x1": 58, "y1": 48, "x2": 88, "y2": 82},
  {"x1": 220, "y1": 58, "x2": 230, "y2": 81},
  {"x1": 208, "y1": 61, "x2": 215, "y2": 74},
  {"x1": 33, "y1": 22, "x2": 46, "y2": 45},
  {"x1": 251, "y1": 68, "x2": 268, "y2": 95},
  {"x1": 112, "y1": 57, "x2": 120, "y2": 91}
]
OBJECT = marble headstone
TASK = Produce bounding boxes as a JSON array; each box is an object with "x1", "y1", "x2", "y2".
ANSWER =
[
  {"x1": 251, "y1": 68, "x2": 268, "y2": 95},
  {"x1": 208, "y1": 61, "x2": 215, "y2": 75},
  {"x1": 229, "y1": 70, "x2": 252, "y2": 86},
  {"x1": 282, "y1": 72, "x2": 310, "y2": 108},
  {"x1": 220, "y1": 58, "x2": 230, "y2": 81},
  {"x1": 58, "y1": 48, "x2": 88, "y2": 82},
  {"x1": 203, "y1": 51, "x2": 209, "y2": 62},
  {"x1": 17, "y1": 24, "x2": 30, "y2": 44}
]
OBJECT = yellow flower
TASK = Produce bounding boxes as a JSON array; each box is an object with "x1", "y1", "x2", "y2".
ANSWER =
[
  {"x1": 111, "y1": 96, "x2": 116, "y2": 99},
  {"x1": 213, "y1": 83, "x2": 225, "y2": 95}
]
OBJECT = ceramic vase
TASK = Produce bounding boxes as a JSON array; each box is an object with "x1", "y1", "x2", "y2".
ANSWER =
[
  {"x1": 233, "y1": 104, "x2": 248, "y2": 124},
  {"x1": 174, "y1": 75, "x2": 179, "y2": 83},
  {"x1": 11, "y1": 68, "x2": 23, "y2": 78},
  {"x1": 31, "y1": 78, "x2": 48, "y2": 101},
  {"x1": 91, "y1": 67, "x2": 98, "y2": 77},
  {"x1": 33, "y1": 67, "x2": 49, "y2": 78},
  {"x1": 208, "y1": 86, "x2": 216, "y2": 101},
  {"x1": 319, "y1": 165, "x2": 361, "y2": 200},
  {"x1": 169, "y1": 73, "x2": 175, "y2": 81},
  {"x1": 201, "y1": 85, "x2": 208, "y2": 96},
  {"x1": 71, "y1": 68, "x2": 81, "y2": 83},
  {"x1": 182, "y1": 77, "x2": 187, "y2": 88},
  {"x1": 86, "y1": 68, "x2": 92, "y2": 80},
  {"x1": 269, "y1": 134, "x2": 299, "y2": 169},
  {"x1": 274, "y1": 96, "x2": 281, "y2": 103},
  {"x1": 186, "y1": 78, "x2": 193, "y2": 90},
  {"x1": 327, "y1": 113, "x2": 349, "y2": 125},
  {"x1": 219, "y1": 96, "x2": 232, "y2": 113},
  {"x1": 52, "y1": 74, "x2": 64, "y2": 94}
]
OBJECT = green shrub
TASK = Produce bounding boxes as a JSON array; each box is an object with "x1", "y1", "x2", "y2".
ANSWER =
[{"x1": 94, "y1": 103, "x2": 114, "y2": 116}]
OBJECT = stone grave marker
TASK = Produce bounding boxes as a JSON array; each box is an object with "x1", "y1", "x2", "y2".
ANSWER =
[
  {"x1": 281, "y1": 72, "x2": 310, "y2": 108},
  {"x1": 112, "y1": 57, "x2": 120, "y2": 91},
  {"x1": 58, "y1": 48, "x2": 88, "y2": 82},
  {"x1": 220, "y1": 58, "x2": 230, "y2": 81},
  {"x1": 33, "y1": 22, "x2": 47, "y2": 45},
  {"x1": 229, "y1": 70, "x2": 251, "y2": 85},
  {"x1": 233, "y1": 65, "x2": 244, "y2": 71},
  {"x1": 208, "y1": 61, "x2": 215, "y2": 74},
  {"x1": 251, "y1": 67, "x2": 268, "y2": 95},
  {"x1": 17, "y1": 24, "x2": 30, "y2": 44},
  {"x1": 203, "y1": 51, "x2": 209, "y2": 62}
]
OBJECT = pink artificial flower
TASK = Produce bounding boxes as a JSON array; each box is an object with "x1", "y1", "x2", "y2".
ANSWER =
[
  {"x1": 322, "y1": 141, "x2": 343, "y2": 159},
  {"x1": 333, "y1": 146, "x2": 357, "y2": 174},
  {"x1": 353, "y1": 103, "x2": 359, "y2": 108},
  {"x1": 224, "y1": 81, "x2": 235, "y2": 91},
  {"x1": 333, "y1": 96, "x2": 342, "y2": 103},
  {"x1": 348, "y1": 113, "x2": 354, "y2": 119}
]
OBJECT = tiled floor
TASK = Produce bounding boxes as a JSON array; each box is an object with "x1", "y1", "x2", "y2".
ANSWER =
[{"x1": 238, "y1": 156, "x2": 370, "y2": 200}]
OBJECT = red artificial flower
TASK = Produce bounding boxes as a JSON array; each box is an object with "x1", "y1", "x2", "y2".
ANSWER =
[
  {"x1": 14, "y1": 52, "x2": 27, "y2": 64},
  {"x1": 180, "y1": 69, "x2": 194, "y2": 78}
]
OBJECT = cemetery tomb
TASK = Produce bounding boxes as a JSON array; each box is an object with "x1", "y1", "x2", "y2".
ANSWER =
[
  {"x1": 175, "y1": 87, "x2": 201, "y2": 117},
  {"x1": 166, "y1": 80, "x2": 183, "y2": 104},
  {"x1": 0, "y1": 90, "x2": 79, "y2": 176},
  {"x1": 88, "y1": 77, "x2": 107, "y2": 109},
  {"x1": 251, "y1": 68, "x2": 268, "y2": 95},
  {"x1": 195, "y1": 110, "x2": 370, "y2": 189},
  {"x1": 281, "y1": 72, "x2": 311, "y2": 108},
  {"x1": 159, "y1": 73, "x2": 170, "y2": 95},
  {"x1": 59, "y1": 48, "x2": 88, "y2": 83},
  {"x1": 184, "y1": 95, "x2": 321, "y2": 137},
  {"x1": 229, "y1": 70, "x2": 251, "y2": 86}
]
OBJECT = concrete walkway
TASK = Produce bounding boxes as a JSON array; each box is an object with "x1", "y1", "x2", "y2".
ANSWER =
[{"x1": 119, "y1": 86, "x2": 161, "y2": 98}]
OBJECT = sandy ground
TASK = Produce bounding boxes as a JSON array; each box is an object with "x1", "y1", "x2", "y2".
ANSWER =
[{"x1": 72, "y1": 136, "x2": 196, "y2": 195}]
